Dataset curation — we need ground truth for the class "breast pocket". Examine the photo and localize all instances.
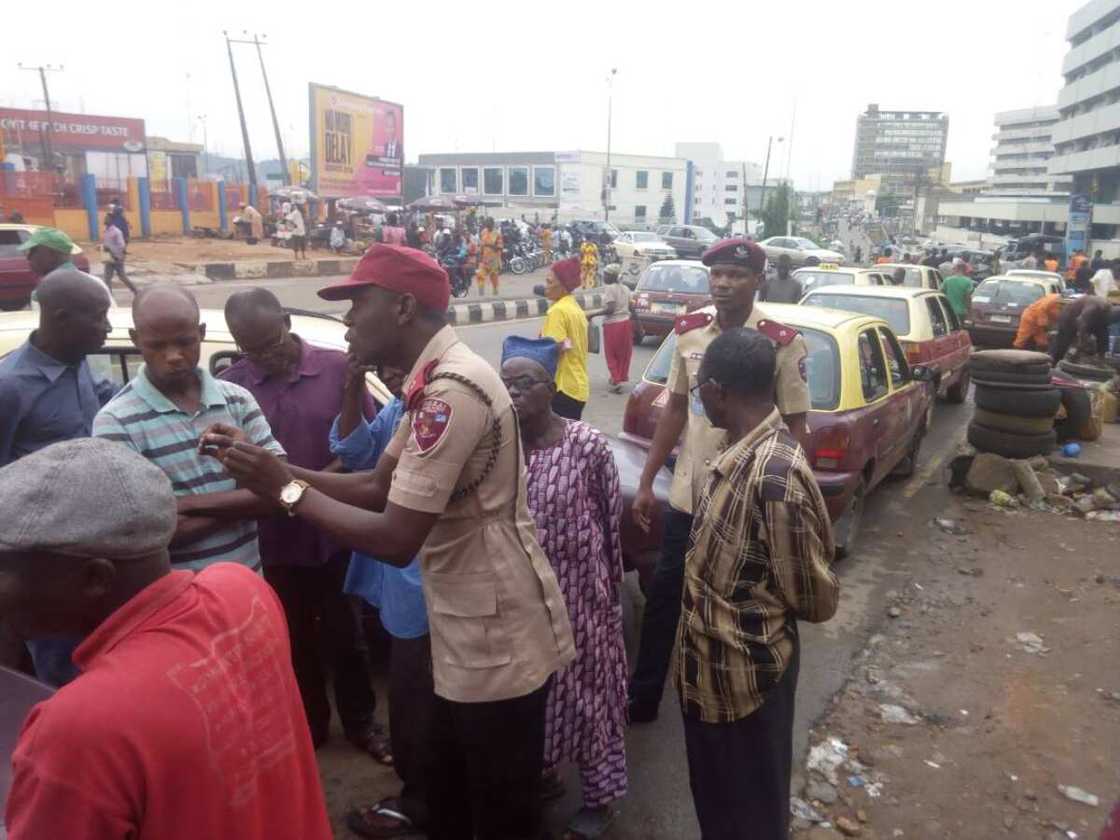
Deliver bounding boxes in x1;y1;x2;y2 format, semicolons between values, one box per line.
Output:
427;572;512;669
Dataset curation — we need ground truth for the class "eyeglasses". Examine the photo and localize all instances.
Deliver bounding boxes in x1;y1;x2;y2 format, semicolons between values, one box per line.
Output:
690;378;720;397
236;328;287;358
501;375;549;392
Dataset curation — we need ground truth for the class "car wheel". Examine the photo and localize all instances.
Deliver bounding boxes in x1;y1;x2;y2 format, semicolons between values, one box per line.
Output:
834;477;865;559
0;298;29;312
967;422;1056;458
892;424;924;479
974;385;1060;417
970;349;1052;376
1057;359;1114;381
944;367;970;404
969;367;1053;387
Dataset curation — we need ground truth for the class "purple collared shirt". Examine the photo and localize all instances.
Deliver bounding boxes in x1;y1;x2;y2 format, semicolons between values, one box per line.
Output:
221;335;375;566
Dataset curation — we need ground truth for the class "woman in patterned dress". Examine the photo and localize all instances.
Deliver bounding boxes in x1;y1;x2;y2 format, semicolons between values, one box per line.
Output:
500;336;628;840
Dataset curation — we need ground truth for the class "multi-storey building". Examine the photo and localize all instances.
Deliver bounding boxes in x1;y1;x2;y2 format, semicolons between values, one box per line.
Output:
990;106;1071;194
674;142;765;226
850;104;949;188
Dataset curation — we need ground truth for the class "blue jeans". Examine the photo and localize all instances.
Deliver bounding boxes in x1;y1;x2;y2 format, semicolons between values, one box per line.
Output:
26;638;80;687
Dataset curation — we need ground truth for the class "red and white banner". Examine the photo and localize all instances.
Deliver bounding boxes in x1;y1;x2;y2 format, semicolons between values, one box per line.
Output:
0;108;146;153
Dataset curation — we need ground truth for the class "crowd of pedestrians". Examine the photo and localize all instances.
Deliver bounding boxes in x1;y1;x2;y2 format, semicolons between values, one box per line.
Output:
0;233;839;840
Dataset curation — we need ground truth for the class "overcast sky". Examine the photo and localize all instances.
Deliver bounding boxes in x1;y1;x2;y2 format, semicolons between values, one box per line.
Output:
6;0;1079;189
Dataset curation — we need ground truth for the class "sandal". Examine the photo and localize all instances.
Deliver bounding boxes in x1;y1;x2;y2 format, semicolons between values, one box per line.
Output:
345;798;418;838
563;806;616;839
346;723;394;766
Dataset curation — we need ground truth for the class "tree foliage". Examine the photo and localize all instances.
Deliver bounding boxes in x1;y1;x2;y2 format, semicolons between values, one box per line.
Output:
761;183;794;239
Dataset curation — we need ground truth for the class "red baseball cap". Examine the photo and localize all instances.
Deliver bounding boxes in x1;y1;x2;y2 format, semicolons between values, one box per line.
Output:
318;244;451;310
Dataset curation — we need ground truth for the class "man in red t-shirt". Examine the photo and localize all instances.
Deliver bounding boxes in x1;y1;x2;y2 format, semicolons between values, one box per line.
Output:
0;438;332;840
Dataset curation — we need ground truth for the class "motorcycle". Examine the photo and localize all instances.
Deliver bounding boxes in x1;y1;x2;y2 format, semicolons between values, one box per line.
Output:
440;255;473;298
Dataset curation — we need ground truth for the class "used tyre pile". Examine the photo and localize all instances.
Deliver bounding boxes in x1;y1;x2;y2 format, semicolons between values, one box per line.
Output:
968;350;1058;458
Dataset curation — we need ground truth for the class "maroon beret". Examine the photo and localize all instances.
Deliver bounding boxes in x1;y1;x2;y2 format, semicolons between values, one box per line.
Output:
701;237;766;273
551;256;582;292
319;244;450;310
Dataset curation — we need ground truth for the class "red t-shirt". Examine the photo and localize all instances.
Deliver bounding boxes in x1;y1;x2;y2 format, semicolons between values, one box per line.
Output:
5;565;332;840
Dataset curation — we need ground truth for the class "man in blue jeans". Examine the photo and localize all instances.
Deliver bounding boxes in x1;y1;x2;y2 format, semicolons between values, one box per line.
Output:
0;266;114;685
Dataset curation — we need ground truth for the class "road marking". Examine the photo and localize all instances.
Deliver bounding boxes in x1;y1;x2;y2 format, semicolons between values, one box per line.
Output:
903;424;968;498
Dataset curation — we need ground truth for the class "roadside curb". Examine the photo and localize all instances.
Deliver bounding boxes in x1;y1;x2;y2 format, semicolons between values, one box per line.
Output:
189;257;359;281
447;291;604;325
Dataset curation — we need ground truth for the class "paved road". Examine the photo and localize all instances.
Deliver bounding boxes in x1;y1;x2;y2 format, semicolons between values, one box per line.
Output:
306;310;974;838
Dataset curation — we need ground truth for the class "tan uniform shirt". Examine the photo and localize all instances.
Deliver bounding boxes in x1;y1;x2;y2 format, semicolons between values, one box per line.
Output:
386;326;575;703
666;304;811;514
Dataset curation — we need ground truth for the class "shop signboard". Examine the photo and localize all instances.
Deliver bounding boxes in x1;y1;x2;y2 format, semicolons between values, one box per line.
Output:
309;84;403;199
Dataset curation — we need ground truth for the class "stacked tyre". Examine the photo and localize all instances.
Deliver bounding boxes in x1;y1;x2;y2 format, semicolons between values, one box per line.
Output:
969;350;1059;458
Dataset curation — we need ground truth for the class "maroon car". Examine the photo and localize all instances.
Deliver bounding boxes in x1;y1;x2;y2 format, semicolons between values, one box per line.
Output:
629;260;710;344
0;224;92;311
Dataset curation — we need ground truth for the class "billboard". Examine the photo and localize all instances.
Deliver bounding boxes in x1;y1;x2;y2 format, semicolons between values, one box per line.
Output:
309;84;402;199
0;108;145;153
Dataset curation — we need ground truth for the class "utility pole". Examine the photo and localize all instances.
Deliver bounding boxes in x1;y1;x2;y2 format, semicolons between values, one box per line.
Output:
18;63;63;171
237;33;289;186
742;161;749;234
223;32;258;199
604;68;617;222
197;115;209;179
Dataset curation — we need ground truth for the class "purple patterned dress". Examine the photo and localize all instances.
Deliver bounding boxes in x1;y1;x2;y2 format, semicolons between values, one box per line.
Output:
526;420;628;807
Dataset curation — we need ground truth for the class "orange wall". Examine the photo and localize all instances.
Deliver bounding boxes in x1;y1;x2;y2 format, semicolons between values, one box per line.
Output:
150;210;182;236
53;209;90;241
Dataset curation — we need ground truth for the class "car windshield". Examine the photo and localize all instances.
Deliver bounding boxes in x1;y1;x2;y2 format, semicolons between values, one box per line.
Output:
644;327;839;411
638;264;709;293
803;293;912;337
974;279;1044;306
794;238;820;249
896;267;923;287
797;271;856;293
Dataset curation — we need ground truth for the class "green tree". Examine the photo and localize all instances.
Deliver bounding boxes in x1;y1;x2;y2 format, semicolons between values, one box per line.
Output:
761;183;794;239
659;193;676;224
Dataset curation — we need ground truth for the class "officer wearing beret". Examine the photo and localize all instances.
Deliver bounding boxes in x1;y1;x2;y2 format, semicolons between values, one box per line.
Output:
629;236;811;723
201;244;575;840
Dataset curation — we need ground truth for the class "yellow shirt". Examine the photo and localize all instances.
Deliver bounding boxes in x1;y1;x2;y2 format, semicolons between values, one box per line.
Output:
541;294;590;402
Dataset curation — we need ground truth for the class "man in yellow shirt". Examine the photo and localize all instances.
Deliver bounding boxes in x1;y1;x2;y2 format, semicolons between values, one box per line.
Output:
541;257;589;419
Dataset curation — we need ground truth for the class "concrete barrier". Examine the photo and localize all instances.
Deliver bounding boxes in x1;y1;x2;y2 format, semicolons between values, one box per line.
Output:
233;262;268;279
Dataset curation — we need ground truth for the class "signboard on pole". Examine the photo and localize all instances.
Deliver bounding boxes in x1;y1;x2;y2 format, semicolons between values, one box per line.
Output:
0;108;145;153
1067;193;1092;258
309;84;403;199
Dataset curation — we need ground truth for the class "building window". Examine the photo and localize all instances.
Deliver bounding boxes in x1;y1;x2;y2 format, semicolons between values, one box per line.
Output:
462;167;480;193
533;166;555;196
636;170;649;190
662;172;673;189
725;185;738;191
508;166;529;196
635;205;647;219
439;168;457;194
725;198;737;205
483;167;504;195
726;170;737;178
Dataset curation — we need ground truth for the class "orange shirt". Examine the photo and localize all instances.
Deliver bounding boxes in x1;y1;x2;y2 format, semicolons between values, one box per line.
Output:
1013;294;1063;349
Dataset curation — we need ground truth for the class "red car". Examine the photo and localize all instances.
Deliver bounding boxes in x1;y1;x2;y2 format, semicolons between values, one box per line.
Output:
0;224;93;310
629;260;710;344
621;303;935;556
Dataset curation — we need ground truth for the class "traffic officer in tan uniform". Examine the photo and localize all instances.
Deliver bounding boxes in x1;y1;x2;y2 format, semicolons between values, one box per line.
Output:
629;236;811;723
201;243;575;840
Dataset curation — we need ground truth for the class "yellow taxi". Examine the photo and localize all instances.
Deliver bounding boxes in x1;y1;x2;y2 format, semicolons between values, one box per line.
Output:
0;307;394;405
622;302;935;556
793;263;897;295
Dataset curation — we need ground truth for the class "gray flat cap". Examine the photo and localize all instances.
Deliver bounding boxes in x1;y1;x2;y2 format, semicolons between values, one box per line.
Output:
0;438;177;559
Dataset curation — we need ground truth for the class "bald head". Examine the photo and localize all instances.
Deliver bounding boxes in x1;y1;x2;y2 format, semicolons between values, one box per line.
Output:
129;286;205;393
33;269;113;362
225;287;284;327
132;285;200;329
37;268;112;314
224;288;300;377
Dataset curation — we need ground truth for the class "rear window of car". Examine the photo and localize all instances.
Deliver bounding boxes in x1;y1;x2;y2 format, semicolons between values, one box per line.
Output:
797;271;856;293
637;264;709;294
643;327;839;411
802;293;912;337
896;267;924;287
972;279;1044;307
0;230;24;257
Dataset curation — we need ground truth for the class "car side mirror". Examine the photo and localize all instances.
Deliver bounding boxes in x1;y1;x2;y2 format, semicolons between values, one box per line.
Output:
910;364;935;382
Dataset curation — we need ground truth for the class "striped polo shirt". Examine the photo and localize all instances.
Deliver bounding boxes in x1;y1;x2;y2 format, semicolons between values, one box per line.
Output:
93;365;285;571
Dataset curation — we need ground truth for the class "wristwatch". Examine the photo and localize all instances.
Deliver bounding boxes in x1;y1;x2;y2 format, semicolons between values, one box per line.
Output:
278;480;311;517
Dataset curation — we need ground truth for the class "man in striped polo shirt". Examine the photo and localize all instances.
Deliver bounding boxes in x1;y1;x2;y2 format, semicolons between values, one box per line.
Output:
93;287;285;570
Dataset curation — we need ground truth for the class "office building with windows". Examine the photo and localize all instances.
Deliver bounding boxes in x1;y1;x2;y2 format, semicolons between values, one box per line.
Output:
850;104;949;187
674;142;765;226
415;150;688;226
990;106;1070;194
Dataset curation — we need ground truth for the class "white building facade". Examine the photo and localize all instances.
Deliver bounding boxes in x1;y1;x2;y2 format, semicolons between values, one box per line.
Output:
991;106;1071;194
675;142;764;226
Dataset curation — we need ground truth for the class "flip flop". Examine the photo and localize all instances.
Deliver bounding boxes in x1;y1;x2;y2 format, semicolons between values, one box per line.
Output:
345;798;418;839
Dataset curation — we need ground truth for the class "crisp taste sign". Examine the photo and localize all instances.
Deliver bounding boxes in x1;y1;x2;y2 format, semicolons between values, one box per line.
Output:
0;108;146;152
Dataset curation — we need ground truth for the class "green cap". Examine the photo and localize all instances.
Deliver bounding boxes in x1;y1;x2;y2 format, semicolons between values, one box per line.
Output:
18;227;79;255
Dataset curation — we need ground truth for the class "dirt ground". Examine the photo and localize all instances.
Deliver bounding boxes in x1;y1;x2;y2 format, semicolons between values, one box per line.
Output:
71;236;306;277
794;498;1120;840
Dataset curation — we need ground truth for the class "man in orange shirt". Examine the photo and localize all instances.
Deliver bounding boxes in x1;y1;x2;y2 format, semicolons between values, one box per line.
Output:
1013;293;1063;352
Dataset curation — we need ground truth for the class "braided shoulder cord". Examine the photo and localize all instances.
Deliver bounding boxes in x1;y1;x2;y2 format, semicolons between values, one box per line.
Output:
427;371;503;502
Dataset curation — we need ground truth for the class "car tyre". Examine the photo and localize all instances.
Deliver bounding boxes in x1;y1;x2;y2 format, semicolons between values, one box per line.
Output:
834;477;866;560
969;349;1052;375
1057;359;1114;382
1055;387;1093;442
969;367;1054;386
632;320;645;345
972;408;1056;435
967;422;1056;458
974;384;1060;417
944;367;970;404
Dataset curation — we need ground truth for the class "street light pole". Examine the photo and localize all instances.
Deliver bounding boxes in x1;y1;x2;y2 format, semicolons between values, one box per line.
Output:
604;68;617;222
223;31;258;200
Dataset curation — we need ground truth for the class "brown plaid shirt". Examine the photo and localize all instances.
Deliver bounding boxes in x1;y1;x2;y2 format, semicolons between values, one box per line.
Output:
676;409;839;723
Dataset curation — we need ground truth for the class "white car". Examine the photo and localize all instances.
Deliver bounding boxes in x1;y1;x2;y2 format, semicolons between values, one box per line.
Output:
613;231;677;276
1005;269;1064;284
760;236;845;267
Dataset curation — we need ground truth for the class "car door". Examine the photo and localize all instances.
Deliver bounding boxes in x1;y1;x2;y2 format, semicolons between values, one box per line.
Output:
922;294;953;381
933;294;969;379
879;326;926;440
0;228;36;306
855;328;901;485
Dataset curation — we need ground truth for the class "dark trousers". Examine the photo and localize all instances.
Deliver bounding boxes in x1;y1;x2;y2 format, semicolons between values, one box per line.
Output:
389;633;435;828
629;508;693;710
1050;319;1110;363
551;390;585;420
682;638;801;840
103;258;137;294
424;679;550;840
263;553;375;744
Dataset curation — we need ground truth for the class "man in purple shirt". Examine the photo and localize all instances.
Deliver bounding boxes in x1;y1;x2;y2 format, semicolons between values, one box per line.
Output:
212;288;390;762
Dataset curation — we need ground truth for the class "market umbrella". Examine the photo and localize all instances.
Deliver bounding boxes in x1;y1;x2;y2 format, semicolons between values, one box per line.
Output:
407;195;457;212
452;194;484;208
272;186;319;202
338;196;388;213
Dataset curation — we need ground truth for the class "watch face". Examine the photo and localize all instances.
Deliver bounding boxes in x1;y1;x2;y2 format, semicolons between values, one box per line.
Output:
280;483;302;505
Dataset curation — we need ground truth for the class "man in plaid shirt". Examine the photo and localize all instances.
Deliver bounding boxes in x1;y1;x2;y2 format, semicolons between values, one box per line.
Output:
677;327;839;840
